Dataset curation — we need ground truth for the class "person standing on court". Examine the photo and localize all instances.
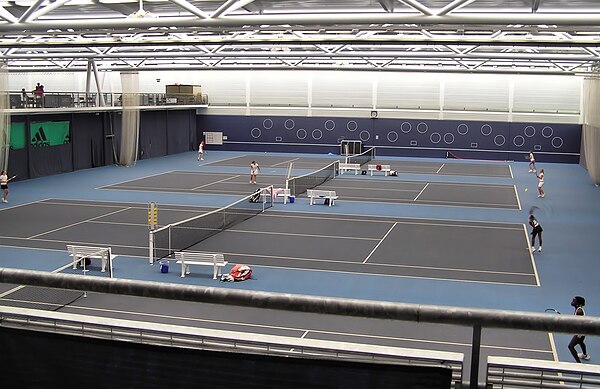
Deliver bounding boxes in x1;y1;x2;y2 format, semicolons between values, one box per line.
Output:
197;140;205;161
250;161;260;184
536;168;545;198
528;150;537;173
528;214;543;253
0;170;16;203
568;296;590;362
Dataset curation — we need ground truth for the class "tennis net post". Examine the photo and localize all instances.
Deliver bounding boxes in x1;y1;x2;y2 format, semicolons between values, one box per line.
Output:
149;186;274;262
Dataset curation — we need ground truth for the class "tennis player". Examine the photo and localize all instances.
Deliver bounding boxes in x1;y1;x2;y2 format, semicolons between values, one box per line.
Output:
0;170;16;203
528;151;537;173
568;296;590;362
528;214;543;253
536;168;545;198
250;161;260;184
197;140;205;161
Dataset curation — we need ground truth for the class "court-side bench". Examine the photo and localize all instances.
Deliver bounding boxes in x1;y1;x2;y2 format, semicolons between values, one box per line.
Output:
339;163;361;175
175;251;228;279
67;244;116;272
306;189;338;206
368;164;391;176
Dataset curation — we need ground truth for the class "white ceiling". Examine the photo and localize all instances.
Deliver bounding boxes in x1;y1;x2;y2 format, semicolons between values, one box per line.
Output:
1;0;600;74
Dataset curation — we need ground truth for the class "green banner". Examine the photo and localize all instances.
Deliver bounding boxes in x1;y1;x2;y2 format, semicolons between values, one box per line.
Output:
30;121;71;147
10;122;26;150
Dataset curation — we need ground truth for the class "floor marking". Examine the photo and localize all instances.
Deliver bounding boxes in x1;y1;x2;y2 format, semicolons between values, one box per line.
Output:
27;207;133;240
413;183;429;201
0;262;75;299
97;170;178;189
508;164;514;179
271;157;301;167
524;224;541;286
56;305;551;355
192;175;242;190
436;163;445;173
363;222;397;264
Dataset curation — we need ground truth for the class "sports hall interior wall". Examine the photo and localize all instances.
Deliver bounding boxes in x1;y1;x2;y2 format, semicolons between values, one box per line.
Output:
7;109;197;181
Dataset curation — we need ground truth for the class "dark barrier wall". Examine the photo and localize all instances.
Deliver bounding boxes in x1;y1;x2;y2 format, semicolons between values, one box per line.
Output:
198;115;581;163
1;327;452;389
7;109;197;181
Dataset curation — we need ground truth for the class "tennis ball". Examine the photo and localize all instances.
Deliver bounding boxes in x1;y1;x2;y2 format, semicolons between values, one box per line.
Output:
524;188;528;192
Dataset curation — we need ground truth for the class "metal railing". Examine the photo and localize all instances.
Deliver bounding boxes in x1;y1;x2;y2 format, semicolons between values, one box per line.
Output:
1;268;600;388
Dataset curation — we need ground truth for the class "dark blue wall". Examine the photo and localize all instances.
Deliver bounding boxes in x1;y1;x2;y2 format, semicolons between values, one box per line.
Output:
198;115;581;163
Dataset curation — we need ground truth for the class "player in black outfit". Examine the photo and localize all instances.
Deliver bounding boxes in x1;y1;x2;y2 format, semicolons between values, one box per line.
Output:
528;214;543;253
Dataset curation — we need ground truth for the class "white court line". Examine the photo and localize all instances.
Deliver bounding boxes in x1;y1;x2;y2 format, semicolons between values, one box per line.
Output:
436;163;445;173
192;174;242;190
0;237;148;251
524;224;541;286
271;157;301;167
514;184;523;210
62;305;550;355
224;229;379;241
259;212;524;231
363;222;397;264
0;262;75;299
40;199;214;213
509;164;514;179
0;198;50;212
548;333;559;362
413;183;429;201
27;207;133;239
96;170;178;189
220;251;535;277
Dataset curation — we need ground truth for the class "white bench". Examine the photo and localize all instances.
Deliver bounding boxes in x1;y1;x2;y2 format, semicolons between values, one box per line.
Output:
306;189;338;206
339;162;361;175
368;164;391;176
175;251;228;279
267;187;291;204
67;244;116;272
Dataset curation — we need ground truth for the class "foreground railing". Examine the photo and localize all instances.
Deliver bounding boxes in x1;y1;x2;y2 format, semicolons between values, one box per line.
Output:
1;268;599;388
0;305;464;386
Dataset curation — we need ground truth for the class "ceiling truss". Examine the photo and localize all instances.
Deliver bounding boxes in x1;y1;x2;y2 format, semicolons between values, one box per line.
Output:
0;0;598;74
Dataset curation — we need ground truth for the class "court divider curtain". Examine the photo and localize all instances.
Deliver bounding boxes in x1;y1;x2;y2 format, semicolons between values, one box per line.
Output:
581;74;600;186
119;71;140;166
0;62;10;173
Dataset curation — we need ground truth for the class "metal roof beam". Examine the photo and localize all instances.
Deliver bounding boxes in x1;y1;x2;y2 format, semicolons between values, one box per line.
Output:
397;0;433;16
25;0;72;23
4;13;600;32
0;6;18;23
436;0;478;16
168;0;209;19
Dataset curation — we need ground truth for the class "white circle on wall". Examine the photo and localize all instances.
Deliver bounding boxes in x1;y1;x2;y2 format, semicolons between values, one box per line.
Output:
312;129;323;140
481;124;493;136
296;129;307;140
457;124;469;135
401;122;412;133
430;132;441;144
524;126;535;137
263;118;273;129
387;131;399;143
324;120;335;131
417;122;428;134
347;121;358;132
541;126;553;138
494;134;506;146
552;136;564;149
284;119;295;130
359;130;370;141
444;133;455;144
251;128;261;138
513;135;525;147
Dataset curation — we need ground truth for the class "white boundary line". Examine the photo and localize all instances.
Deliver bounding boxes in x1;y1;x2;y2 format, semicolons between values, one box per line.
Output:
524;223;541;286
413;183;429;201
363;222;397;264
192;174;242;190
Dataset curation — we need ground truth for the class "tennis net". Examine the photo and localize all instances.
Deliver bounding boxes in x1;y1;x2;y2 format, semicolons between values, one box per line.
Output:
346;146;376;166
150;186;273;261
286;161;338;197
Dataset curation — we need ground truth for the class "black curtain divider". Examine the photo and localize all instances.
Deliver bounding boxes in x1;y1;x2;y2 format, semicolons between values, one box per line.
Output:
139;110;167;160
29;143;73;178
167;110;195;154
72;113;105;170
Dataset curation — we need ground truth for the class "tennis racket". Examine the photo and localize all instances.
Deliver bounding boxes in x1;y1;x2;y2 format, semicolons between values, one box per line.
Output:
545;308;561;315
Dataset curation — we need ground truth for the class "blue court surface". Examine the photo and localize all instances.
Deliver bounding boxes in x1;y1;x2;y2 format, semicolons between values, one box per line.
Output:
1;150;599;374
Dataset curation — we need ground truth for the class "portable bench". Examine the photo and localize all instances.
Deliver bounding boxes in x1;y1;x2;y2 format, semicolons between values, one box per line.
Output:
67;244;116;273
338;163;361;175
306;189;338;206
175;251;228;279
367;164;391;176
